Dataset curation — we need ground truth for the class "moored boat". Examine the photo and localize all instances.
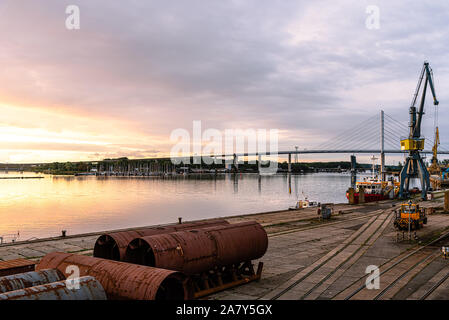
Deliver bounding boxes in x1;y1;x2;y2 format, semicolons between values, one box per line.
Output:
289;198;319;210
346;156;399;204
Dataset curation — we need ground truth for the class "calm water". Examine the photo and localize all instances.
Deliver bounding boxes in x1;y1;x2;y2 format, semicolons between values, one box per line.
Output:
0;172;357;240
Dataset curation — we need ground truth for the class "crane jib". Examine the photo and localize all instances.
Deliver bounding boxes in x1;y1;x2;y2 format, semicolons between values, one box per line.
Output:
398;61;439;200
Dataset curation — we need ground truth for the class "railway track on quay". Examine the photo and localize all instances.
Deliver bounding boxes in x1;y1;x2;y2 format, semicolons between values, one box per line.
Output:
261;207;395;300
334;230;449;300
267;204;395;238
418;268;449;300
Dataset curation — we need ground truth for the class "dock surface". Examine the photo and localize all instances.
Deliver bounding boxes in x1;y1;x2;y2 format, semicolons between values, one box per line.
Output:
2;199;448;300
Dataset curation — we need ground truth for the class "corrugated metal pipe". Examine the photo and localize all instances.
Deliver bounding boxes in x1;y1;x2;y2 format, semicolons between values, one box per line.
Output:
124;221;268;275
0;276;106;300
37;252;193;300
94;219;229;261
0;269;65;293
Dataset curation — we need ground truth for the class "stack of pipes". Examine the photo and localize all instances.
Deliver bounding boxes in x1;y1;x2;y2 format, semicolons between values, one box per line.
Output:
0;269;106;300
1;219;268;300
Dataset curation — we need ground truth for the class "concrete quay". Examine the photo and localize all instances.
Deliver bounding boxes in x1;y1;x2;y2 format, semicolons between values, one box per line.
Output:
1;199;448;300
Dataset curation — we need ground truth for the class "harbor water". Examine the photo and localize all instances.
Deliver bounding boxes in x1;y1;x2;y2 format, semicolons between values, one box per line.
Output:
0;172;362;240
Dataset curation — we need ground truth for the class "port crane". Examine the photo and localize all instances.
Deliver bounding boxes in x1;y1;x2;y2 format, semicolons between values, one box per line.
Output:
428;126;441;176
399;62;439;199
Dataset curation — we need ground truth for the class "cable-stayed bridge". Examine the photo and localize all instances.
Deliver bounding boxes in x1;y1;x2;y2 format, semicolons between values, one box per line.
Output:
207;110;448;175
212;110;448;158
4;110;449;174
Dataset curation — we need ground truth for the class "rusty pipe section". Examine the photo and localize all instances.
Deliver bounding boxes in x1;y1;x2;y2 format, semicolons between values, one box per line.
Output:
37;252;193;300
94;219;229;261
0;276;106;300
0;269;65;293
125;221;268;275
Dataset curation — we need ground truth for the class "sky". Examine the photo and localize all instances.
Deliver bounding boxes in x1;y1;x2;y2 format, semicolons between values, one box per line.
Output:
0;0;448;164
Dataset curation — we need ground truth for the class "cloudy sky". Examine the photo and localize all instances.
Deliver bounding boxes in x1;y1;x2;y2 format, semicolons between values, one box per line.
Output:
0;0;448;164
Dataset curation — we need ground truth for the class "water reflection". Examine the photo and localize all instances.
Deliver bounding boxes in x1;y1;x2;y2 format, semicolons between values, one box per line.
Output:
0;172;354;240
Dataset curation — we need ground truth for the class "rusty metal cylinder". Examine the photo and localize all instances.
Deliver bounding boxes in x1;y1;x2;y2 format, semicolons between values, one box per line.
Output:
125;221;268;275
94;219;229;261
37;252;193;300
0;269;65;293
0;276;106;300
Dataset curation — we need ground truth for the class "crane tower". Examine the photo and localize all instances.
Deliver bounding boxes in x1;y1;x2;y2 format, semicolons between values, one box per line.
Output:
399;62;439;199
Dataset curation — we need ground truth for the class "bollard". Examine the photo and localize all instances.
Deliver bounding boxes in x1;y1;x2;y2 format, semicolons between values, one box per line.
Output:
445;191;449;213
359;187;365;204
347;188;355;204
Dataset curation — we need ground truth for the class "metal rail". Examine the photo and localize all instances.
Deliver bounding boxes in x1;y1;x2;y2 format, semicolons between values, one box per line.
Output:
268;206;393;238
344;230;449;300
264;209;388;300
419;271;449;300
372;251;439;300
299;211;394;300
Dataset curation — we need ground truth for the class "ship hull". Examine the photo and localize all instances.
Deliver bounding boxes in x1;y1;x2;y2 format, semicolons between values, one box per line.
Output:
346;193;389;204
